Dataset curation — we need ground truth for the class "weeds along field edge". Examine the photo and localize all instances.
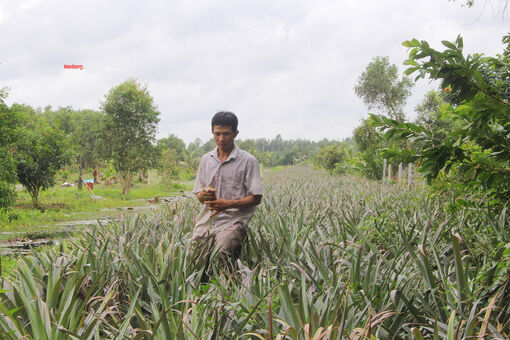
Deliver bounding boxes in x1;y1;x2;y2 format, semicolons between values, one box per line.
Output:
0;166;508;339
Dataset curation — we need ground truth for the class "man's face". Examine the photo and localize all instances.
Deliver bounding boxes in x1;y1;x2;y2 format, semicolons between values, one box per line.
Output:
212;125;238;151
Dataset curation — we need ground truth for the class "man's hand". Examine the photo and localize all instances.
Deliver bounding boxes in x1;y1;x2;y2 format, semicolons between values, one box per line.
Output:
205;198;237;217
197;186;216;203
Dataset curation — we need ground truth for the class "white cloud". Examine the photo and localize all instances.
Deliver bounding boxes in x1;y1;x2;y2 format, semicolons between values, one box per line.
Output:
0;5;10;24
19;0;42;11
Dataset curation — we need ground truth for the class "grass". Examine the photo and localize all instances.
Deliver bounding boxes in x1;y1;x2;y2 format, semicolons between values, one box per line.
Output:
0;165;508;339
0;179;193;235
0;256;17;277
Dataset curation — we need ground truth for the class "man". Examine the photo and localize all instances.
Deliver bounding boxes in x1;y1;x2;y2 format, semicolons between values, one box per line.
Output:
192;111;263;268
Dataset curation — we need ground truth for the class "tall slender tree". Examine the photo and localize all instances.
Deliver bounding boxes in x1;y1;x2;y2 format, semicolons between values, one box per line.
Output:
354;56;414;121
98;79;160;194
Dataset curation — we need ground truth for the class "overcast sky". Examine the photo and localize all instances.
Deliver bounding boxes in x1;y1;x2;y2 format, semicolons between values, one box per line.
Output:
0;0;507;144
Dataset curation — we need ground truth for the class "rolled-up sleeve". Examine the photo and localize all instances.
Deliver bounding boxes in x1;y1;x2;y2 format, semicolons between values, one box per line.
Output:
244;158;264;197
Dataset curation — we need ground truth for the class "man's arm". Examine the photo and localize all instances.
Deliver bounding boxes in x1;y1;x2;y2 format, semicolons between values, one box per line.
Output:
205;194;261;212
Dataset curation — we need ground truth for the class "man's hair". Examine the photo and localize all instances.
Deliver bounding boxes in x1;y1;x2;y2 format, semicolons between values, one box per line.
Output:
211;111;238;132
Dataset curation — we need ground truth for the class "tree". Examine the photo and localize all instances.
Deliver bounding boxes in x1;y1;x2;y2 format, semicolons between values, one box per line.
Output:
98;79;160;194
352;119;385;179
354;56;414;121
70;109;104;188
353;118;381;153
182;148;200;173
47;108;103;170
414;90;456;140
279;145;300;165
314;144;348;173
372;34;510;201
15;119;73;208
158;148;180;187
43;107;104;189
0;88;24;211
157;134;186;161
187;138;202;154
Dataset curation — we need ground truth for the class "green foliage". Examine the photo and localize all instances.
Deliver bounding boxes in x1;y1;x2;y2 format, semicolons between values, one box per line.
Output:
181;147;200;173
0;88;23;211
353;118;381;153
352;119;386;180
45;107;104;171
356;150;384;180
237;137;342;167
372;34;510;201
98;79;160;194
354;56;414;121
352;57;415;180
14;118;73;208
414;90;457;141
186;135;341;168
157;148;180;187
157;133;186;161
17;106;104;175
69;109;103;169
313;144;349;174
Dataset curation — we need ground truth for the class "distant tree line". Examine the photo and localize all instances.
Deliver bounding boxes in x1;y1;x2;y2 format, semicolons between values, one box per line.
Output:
178;135;346;168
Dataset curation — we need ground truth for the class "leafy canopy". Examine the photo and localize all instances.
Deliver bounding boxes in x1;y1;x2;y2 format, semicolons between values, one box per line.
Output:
354;56;414;121
43;107;104;170
15;118;73;208
371;34;510;200
99;79;160;194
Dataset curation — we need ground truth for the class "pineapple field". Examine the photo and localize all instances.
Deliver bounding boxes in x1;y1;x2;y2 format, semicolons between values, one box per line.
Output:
0;166;508;339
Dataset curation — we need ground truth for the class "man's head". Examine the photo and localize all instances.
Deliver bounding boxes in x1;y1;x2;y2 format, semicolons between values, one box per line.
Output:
211;111;239;152
211;111;238;133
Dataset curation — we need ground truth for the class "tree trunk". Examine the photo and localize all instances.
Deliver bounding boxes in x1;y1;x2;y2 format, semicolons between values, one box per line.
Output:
31;188;39;209
78;166;83;190
121;173;133;195
93;166;99;184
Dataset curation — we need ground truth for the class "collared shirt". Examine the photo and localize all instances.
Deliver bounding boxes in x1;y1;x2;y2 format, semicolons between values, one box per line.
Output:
192;144;264;239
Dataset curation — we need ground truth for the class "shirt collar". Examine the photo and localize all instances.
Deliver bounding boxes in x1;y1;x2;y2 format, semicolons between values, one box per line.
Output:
211;144;239;162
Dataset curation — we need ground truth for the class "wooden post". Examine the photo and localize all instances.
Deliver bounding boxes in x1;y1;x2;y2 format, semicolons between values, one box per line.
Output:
398;163;403;184
388;164;392;183
383;159;387;183
408;163;413;187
